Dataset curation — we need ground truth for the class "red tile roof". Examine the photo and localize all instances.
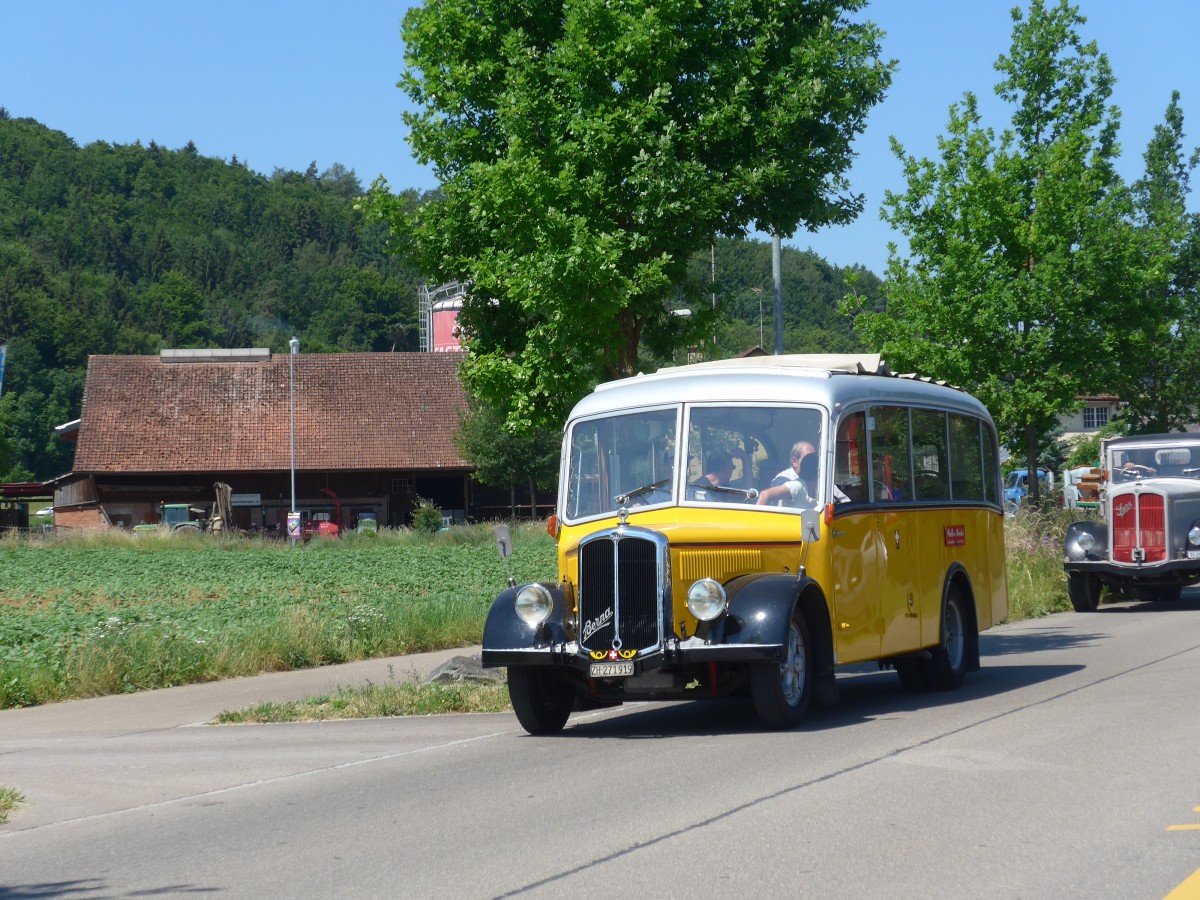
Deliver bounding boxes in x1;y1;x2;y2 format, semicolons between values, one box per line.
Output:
73;353;471;473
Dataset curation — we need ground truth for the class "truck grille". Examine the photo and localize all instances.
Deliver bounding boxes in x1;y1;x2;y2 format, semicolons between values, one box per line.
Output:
1113;492;1167;563
578;530;664;656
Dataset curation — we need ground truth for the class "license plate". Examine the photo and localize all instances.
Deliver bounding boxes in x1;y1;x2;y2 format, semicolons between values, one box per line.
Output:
1188;549;1200;559
589;661;634;678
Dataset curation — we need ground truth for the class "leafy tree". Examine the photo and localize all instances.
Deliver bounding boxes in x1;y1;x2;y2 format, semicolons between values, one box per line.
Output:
1113;92;1200;434
375;0;893;434
850;0;1140;504
454;399;560;516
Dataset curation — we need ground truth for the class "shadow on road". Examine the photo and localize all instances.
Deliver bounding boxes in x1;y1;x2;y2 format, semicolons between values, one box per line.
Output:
557;657;1084;740
981;627;1106;655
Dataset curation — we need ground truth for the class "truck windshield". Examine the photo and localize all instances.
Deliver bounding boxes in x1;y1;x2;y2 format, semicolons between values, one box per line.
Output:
1110;444;1200;480
564;408;679;520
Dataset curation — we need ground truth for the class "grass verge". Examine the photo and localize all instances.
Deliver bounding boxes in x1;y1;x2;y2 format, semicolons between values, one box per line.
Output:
213;679;511;723
0;787;24;824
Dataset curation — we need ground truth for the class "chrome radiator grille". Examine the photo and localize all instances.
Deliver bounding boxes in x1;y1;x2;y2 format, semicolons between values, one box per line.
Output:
578;530;664;656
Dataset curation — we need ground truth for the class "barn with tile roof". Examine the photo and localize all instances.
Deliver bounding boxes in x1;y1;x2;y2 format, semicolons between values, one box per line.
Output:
53;350;542;531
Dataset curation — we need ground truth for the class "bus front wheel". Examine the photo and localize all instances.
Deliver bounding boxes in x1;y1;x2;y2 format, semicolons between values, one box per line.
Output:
751;609;813;729
507;666;573;736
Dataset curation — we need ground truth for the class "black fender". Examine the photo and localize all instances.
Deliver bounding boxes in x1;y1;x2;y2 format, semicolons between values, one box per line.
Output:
1064;520;1109;563
714;573;806;648
713;572;837;703
944;563;981;673
481;583;571;655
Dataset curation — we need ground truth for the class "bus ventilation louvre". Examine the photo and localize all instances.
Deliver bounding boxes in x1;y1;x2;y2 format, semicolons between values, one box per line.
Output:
1112;492;1166;563
579;533;662;657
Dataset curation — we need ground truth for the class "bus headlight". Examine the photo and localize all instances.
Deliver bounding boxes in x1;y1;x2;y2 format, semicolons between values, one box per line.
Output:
687;578;727;621
515;584;554;626
1189;525;1200;547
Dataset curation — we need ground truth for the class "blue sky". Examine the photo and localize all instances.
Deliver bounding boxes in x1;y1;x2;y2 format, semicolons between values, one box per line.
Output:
3;1;1198;276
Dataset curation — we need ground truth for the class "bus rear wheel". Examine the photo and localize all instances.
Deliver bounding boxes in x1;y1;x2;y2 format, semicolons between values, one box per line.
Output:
925;588;969;691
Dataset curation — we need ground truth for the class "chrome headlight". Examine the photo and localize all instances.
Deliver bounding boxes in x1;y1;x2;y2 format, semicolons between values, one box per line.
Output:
687;578;728;621
1189;525;1200;548
515;584;553;626
1077;532;1095;553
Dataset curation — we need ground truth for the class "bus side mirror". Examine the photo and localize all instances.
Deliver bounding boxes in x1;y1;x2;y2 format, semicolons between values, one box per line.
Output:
801;509;821;543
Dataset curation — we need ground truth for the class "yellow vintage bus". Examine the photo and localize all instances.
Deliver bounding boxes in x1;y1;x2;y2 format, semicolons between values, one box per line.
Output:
482;354;1008;734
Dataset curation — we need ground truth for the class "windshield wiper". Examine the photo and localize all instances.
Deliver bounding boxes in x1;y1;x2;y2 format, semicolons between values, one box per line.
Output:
696;484;760;500
615;479;672;505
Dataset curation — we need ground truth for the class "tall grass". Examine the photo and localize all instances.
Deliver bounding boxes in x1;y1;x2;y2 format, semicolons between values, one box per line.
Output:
1003;505;1095;620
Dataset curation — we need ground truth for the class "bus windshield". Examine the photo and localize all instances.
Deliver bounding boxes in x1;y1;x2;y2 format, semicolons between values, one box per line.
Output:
563;404;825;521
564;408;679;520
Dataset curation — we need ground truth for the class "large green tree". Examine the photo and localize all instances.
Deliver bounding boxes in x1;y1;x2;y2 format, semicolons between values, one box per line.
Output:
375;0;892;433
851;0;1142;502
1114;92;1200;434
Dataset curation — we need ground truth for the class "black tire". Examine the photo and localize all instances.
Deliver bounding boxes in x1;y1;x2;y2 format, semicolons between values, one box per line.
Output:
895;659;930;692
507;667;573;735
751;609;813;729
925;587;970;691
1067;573;1102;612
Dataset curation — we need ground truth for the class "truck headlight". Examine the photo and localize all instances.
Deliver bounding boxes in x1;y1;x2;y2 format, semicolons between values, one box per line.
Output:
687;578;727;621
1077;532;1095;552
1189;525;1200;547
515;584;553;626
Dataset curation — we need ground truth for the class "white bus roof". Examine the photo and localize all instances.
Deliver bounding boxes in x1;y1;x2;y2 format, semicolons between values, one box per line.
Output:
571;354;992;423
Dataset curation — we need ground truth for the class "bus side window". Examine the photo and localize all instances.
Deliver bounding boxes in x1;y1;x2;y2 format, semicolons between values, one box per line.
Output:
911;409;950;501
835;411;868;502
871;405;912;502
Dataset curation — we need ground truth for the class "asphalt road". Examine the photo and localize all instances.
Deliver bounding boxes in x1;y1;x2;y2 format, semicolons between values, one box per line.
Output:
3;597;1200;899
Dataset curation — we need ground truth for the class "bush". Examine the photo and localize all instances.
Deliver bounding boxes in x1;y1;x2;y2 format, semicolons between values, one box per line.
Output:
411;496;445;534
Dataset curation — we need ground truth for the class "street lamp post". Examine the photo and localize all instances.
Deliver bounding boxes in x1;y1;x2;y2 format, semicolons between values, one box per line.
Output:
772;233;784;355
288;336;299;540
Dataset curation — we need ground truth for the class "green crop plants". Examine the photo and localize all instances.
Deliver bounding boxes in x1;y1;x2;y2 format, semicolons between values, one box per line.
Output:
0;522;555;708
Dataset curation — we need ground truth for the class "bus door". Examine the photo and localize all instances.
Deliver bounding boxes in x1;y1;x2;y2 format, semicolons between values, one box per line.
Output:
870;406;922;655
829;410;881;663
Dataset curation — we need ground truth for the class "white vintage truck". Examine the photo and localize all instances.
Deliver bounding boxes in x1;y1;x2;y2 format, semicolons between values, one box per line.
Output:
1063;433;1200;610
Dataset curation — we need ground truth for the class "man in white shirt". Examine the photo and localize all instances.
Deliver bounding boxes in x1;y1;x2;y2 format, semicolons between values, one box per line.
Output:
757;440;849;507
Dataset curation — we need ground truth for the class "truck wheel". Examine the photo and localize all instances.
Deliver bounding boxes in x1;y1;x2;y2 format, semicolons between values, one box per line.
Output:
507;666;573;735
1067;573;1102;612
925;587;969;691
751;609;812;729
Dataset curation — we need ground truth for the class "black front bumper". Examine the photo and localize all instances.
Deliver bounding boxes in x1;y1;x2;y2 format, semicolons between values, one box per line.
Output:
1064;555;1200;585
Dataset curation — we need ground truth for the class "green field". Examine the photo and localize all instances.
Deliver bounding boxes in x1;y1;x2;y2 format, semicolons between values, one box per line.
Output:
0;512;1075;710
0;525;556;709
